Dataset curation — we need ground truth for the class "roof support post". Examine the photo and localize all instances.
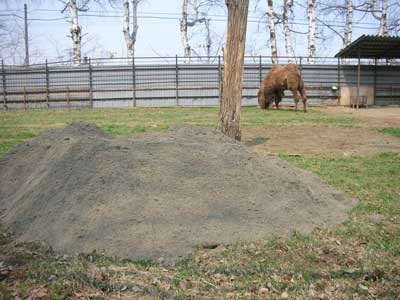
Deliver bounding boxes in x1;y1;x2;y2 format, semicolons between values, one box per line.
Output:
373;58;377;105
357;49;360;110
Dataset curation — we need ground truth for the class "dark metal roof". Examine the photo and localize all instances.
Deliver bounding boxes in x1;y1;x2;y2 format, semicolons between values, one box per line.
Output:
335;35;400;58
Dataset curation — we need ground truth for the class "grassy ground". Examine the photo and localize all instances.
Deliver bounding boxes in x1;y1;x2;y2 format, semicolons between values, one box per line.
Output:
0;107;355;157
1;107;399;300
380;127;400;138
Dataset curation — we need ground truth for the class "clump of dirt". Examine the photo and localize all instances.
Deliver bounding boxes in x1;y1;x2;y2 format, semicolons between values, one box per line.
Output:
0;123;356;262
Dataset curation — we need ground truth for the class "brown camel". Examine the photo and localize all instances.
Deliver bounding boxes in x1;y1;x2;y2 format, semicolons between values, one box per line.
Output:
258;64;307;112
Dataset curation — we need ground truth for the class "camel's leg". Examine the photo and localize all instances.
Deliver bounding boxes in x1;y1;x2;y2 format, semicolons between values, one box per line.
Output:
258;90;266;109
299;83;307;113
291;89;300;112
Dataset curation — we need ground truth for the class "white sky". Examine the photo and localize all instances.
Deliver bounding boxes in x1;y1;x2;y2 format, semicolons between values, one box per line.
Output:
0;0;393;64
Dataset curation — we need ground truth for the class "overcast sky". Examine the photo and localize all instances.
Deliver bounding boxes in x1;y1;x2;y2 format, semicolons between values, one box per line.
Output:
0;0;393;64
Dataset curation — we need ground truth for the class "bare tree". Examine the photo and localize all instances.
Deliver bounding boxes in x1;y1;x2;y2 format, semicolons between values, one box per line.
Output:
307;0;316;64
266;0;278;63
344;0;353;46
370;0;388;35
282;0;295;62
217;0;249;141
0;19;22;64
123;0;139;59
318;0;354;48
180;0;205;63
60;0;91;64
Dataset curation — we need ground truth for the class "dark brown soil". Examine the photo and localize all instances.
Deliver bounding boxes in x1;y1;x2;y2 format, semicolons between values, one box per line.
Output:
0;123;356;262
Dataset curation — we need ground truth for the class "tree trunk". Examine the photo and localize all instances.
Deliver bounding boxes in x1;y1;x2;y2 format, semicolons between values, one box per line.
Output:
370;0;388;36
379;0;388;36
267;0;278;64
344;0;353;47
217;0;249;141
307;0;316;64
69;0;81;65
180;0;191;63
282;0;294;62
123;0;138;60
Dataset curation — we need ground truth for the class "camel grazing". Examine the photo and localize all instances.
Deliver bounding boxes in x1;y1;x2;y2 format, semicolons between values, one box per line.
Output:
258;64;307;112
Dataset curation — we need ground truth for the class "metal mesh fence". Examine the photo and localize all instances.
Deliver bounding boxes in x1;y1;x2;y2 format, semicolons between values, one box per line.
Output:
1;56;399;110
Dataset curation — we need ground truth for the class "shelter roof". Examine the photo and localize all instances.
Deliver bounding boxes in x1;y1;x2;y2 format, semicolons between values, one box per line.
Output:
335;35;400;58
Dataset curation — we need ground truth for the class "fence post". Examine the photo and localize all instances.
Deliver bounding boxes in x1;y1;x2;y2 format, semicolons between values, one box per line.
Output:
259;55;262;83
299;56;303;75
175;55;179;106
45;60;49;108
67;86;71;109
24;86;27;110
132;56;136;107
1;60;7;110
89;58;93;108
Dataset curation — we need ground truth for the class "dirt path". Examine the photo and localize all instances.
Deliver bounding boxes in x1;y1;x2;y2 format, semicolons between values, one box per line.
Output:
316;106;400;128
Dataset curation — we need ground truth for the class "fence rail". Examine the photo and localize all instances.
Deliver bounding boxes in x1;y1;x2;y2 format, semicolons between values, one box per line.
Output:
1;56;400;110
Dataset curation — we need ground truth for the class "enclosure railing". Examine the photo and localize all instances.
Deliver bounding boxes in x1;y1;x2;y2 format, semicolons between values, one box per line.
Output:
1;55;399;110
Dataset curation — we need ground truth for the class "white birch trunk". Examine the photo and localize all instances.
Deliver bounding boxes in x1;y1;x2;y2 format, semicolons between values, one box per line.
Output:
282;0;294;63
180;0;191;63
267;0;278;64
344;0;353;47
123;0;139;60
69;0;81;65
379;0;388;36
307;0;316;64
371;0;388;36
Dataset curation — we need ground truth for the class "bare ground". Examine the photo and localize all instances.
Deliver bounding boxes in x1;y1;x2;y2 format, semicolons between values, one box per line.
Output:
243;107;400;157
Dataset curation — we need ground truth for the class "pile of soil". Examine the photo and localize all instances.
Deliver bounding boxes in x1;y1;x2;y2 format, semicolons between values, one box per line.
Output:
0;123;356;261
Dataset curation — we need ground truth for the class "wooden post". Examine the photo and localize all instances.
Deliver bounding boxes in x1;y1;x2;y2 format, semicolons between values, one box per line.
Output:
357;50;360;110
132;56;136;107
45;60;50;108
259;55;262;83
89;58;93;108
337;57;341;105
1;60;7;110
373;58;377;106
175;55;179;106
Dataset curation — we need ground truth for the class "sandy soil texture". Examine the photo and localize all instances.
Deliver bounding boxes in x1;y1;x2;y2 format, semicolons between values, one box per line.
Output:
0;123;356;262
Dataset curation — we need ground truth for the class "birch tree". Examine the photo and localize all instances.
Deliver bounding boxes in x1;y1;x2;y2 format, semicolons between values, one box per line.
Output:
180;0;204;63
344;0;353;46
319;0;353;48
370;0;388;36
123;0;139;59
282;0;295;62
307;0;316;64
60;0;91;65
217;0;249;141
267;0;278;64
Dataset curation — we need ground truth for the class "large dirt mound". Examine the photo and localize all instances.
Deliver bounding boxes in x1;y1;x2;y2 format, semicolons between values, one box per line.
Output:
0;123;356;261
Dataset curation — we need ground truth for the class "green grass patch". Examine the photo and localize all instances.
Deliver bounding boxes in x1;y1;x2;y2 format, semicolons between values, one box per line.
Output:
380;127;400;137
279;152;400;217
